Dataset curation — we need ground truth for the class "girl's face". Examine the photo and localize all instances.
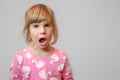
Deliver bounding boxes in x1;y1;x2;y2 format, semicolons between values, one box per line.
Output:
29;20;53;49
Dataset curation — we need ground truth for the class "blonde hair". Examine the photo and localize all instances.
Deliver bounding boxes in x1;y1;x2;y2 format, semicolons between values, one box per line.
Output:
23;4;58;45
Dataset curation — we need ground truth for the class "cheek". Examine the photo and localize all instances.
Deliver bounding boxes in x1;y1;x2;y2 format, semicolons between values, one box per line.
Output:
48;29;53;38
30;31;37;41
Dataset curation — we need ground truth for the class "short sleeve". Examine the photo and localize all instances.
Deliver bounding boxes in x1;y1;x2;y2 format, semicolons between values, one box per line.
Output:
9;54;23;80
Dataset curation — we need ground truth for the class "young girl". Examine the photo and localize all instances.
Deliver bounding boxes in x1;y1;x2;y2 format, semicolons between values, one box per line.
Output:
9;4;73;80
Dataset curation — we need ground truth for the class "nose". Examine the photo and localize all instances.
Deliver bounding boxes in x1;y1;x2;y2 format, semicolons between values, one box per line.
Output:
40;26;45;34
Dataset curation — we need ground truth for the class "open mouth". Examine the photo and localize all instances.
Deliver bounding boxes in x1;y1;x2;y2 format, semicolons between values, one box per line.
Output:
39;38;46;43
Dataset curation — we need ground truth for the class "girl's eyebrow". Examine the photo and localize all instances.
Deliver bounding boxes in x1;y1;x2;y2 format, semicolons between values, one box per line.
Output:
42;20;51;24
31;22;39;25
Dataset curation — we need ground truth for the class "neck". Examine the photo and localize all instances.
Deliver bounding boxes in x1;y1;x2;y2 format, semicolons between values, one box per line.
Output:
28;42;54;57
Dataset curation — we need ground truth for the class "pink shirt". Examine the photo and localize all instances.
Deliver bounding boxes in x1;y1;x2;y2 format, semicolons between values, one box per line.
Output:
10;48;73;80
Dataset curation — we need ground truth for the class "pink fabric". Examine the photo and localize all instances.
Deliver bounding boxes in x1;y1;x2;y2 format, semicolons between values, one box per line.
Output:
10;48;73;80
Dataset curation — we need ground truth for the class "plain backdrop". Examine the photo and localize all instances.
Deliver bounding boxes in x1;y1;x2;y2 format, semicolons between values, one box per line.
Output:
0;0;120;80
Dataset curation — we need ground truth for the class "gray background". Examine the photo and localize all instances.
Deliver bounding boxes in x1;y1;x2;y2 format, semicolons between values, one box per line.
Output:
0;0;120;80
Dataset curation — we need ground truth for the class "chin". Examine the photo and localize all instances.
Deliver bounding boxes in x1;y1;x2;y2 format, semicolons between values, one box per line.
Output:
39;44;49;49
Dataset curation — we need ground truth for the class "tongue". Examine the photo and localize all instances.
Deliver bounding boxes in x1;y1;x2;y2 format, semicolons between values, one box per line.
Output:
39;38;45;43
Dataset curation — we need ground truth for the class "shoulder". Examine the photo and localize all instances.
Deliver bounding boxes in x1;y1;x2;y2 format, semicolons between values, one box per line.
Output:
11;48;28;66
55;48;67;55
54;48;69;60
14;48;27;56
12;48;28;62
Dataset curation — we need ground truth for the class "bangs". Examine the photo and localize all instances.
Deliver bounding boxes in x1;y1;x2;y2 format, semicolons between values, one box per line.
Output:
26;5;52;23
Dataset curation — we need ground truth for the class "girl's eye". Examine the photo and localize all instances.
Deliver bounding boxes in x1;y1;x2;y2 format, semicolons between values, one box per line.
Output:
44;23;50;27
33;24;39;28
